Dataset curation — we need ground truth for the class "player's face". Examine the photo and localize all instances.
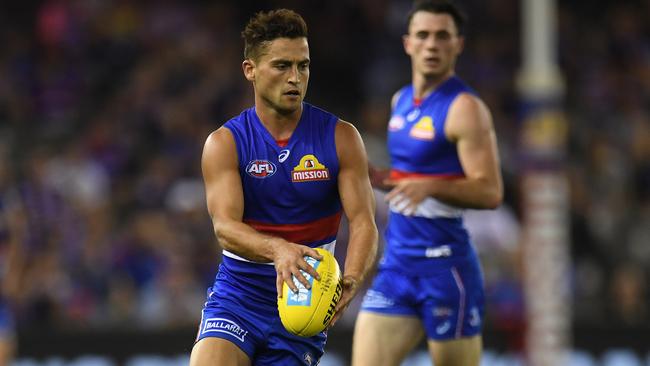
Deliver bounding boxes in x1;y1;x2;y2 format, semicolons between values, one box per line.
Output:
404;11;464;79
245;37;310;115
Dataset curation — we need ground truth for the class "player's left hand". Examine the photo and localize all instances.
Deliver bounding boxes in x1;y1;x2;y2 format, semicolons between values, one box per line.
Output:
273;241;323;298
328;276;359;329
384;178;434;215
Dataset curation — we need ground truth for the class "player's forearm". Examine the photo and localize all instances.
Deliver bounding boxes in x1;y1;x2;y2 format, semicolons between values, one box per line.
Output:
342;218;378;284
213;219;285;263
428;177;502;209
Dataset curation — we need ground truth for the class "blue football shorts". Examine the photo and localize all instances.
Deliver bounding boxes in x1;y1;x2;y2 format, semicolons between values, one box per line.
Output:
196;264;326;366
360;259;485;340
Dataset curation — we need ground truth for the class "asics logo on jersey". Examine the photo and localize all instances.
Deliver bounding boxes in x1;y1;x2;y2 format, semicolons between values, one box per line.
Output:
406;108;420;122
292;154;330;182
278;149;290;163
246;160;276;178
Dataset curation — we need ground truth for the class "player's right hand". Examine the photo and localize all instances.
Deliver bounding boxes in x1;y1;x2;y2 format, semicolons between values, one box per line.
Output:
328;275;358;329
384;177;436;216
272;240;323;298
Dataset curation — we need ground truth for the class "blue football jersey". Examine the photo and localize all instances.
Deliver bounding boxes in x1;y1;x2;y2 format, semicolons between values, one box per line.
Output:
221;102;341;280
196;103;341;365
382;76;478;274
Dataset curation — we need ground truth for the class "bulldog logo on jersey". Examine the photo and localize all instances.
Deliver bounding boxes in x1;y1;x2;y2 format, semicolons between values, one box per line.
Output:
409;116;435;140
292;154;330;182
246;160;276;178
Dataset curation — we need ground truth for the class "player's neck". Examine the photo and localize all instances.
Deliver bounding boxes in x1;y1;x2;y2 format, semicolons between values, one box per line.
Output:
412;70;455;100
255;102;302;141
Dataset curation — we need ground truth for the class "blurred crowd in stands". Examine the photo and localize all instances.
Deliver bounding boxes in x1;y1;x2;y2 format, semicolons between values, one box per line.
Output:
0;0;648;342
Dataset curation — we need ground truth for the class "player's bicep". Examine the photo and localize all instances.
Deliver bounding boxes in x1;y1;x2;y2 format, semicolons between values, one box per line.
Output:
447;94;501;184
335;121;376;221
201;128;244;224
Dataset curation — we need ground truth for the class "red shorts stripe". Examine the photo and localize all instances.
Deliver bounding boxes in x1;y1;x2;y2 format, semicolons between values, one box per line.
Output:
390;169;464;180
244;211;342;244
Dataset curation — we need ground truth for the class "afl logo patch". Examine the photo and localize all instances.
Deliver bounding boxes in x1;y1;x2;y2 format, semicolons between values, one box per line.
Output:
246;160;276;178
388;115;405;131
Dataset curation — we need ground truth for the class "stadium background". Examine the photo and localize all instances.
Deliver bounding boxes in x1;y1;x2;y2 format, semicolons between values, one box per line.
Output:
0;0;648;365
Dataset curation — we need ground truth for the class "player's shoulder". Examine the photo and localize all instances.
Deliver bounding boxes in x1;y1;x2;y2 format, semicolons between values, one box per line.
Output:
335;119;367;162
206;125;234;144
335;119;361;139
391;85;412;109
447;75;484;106
207;107;256;144
452;92;486;112
203;126;235;157
202;125;239;170
204;109;250;155
447;91;493;137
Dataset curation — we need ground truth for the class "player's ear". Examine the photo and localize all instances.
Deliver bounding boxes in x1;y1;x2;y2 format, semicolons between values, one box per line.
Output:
402;34;411;55
243;59;255;81
456;35;465;55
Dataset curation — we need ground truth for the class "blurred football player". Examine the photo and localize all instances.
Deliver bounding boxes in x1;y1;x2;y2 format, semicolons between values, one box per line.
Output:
353;1;503;365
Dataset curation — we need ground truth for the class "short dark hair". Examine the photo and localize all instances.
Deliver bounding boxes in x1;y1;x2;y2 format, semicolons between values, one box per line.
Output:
407;0;467;36
241;9;308;60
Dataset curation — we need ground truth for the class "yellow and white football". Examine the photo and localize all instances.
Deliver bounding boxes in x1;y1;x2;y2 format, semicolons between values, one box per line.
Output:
278;248;342;337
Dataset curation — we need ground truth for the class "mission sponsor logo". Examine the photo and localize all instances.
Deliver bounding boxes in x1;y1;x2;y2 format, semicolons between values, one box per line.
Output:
246;160;276;178
291;154;330;182
409;116;435;140
202;318;249;342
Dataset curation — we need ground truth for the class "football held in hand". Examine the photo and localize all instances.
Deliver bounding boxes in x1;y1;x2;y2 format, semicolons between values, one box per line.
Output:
278;248;342;337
